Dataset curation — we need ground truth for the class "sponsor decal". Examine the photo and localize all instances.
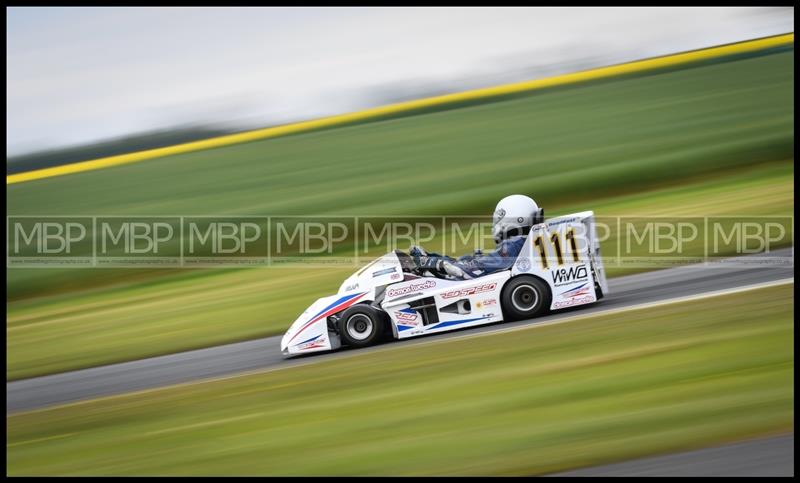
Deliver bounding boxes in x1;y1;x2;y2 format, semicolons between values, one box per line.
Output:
441;282;497;299
372;267;397;278
293;334;326;350
547;217;577;226
559;283;591;299
390;273;402;280
345;283;359;291
553;296;594;309
386;279;436;298
476;298;498;309
551;265;588;286
515;257;531;271
394;308;420;324
553;283;594;308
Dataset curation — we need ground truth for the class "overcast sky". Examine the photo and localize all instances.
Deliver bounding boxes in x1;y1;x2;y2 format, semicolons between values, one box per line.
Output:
6;7;793;155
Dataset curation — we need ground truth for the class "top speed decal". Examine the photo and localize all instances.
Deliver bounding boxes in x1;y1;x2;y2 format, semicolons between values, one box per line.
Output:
441;283;496;299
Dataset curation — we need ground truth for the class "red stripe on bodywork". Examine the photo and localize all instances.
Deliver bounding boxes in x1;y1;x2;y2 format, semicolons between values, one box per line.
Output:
288;292;366;343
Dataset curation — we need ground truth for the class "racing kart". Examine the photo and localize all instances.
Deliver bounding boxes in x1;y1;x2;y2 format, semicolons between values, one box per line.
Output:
281;211;608;355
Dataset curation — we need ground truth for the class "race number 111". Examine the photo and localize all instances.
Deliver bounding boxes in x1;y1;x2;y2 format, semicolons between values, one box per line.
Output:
533;229;580;269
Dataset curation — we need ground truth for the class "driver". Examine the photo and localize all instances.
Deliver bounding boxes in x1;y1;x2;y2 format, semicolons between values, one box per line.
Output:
410;194;544;280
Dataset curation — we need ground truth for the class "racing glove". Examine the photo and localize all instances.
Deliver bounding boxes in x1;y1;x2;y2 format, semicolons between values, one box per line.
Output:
442;260;469;279
409;245;429;266
417;255;442;272
419;256;470;279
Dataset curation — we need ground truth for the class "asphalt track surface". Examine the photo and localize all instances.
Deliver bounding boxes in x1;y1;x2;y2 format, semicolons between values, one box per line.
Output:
553;433;794;476
7;248;794;414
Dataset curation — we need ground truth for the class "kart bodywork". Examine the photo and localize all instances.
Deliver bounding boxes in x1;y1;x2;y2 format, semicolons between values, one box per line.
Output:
281;211;608;355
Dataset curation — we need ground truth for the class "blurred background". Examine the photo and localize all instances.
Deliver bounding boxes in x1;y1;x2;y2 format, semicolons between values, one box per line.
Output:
6;7;794;166
6;6;794;476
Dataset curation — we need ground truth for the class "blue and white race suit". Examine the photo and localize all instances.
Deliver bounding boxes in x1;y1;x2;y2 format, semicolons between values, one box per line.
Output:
412;235;526;280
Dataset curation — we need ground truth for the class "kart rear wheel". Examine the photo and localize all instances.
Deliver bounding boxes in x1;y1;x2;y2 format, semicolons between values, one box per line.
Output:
338;305;387;348
501;276;551;321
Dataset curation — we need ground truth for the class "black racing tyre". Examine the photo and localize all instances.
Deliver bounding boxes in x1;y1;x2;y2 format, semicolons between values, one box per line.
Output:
338;305;387;348
594;284;604;300
500;276;551;321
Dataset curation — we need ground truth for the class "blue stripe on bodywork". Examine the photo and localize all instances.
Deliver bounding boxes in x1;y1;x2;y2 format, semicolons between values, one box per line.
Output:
561;283;587;295
294;334;323;346
428;316;489;330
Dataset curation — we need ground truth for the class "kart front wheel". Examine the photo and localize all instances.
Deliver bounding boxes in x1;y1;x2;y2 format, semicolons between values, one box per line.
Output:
501;276;551;321
338;305;387;348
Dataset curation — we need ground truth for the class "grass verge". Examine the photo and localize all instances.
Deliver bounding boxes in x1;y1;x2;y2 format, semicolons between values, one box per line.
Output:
7;283;794;475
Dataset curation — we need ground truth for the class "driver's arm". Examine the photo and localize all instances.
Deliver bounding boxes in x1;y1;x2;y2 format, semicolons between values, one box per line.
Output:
463;236;526;274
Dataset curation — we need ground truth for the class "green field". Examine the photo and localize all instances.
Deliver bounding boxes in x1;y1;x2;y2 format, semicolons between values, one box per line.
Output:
7;284;794;476
6;48;795;380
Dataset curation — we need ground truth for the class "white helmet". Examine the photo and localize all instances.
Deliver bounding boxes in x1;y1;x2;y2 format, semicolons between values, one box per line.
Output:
492;194;544;242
